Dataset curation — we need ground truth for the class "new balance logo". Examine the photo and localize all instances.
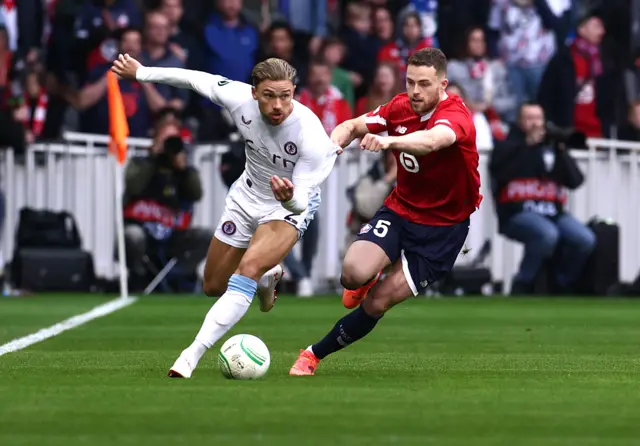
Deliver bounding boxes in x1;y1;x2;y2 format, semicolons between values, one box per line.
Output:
395;125;407;134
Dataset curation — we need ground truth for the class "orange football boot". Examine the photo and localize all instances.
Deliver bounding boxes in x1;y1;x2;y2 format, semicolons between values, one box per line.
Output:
289;349;321;376
342;272;381;309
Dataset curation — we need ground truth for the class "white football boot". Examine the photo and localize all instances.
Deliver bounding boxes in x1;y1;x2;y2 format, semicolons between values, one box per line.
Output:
257;264;284;312
168;355;195;378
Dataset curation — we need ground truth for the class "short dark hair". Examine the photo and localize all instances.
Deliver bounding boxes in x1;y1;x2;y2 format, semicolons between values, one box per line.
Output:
407;48;448;76
308;57;331;71
268;21;293;39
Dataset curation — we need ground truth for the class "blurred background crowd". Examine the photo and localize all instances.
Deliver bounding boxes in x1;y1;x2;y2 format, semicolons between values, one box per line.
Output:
1;0;639;297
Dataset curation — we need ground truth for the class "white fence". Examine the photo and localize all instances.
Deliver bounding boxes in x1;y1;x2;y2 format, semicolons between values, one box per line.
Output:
1;133;639;292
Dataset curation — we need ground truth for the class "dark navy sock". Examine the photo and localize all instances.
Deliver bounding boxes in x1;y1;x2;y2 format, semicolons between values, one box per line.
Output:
311;306;382;359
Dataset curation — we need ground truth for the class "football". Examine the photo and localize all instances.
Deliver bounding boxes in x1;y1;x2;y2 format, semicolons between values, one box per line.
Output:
218;334;271;380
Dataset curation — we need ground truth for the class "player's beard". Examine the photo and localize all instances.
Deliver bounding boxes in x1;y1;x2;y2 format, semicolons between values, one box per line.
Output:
410;96;438;115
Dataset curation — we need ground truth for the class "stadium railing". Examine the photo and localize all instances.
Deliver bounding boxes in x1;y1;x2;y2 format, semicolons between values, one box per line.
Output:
0;133;638;293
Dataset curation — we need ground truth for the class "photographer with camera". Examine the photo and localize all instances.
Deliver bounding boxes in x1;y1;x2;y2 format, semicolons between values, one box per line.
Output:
121;123;212;291
489;102;596;295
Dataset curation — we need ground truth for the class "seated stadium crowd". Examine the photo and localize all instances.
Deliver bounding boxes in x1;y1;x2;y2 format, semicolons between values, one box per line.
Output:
0;0;638;296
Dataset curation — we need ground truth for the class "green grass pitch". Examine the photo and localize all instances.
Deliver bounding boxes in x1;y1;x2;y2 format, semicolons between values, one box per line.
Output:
1;294;639;446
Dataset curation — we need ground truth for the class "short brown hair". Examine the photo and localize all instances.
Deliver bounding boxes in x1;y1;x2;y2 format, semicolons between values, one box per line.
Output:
407;48;448;76
251;58;298;86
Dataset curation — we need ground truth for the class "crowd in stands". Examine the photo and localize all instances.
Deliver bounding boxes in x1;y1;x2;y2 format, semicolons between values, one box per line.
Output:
0;0;637;148
1;0;639;295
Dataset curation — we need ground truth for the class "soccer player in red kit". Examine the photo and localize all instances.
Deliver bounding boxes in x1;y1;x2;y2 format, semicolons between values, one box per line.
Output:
290;48;481;376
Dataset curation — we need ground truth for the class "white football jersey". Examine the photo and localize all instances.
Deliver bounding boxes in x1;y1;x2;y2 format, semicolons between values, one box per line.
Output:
136;67;338;205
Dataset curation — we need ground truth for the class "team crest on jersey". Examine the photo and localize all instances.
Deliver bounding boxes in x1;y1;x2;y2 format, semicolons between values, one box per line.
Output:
284;142;297;155
217;79;231;86
222;221;236;235
359;224;372;235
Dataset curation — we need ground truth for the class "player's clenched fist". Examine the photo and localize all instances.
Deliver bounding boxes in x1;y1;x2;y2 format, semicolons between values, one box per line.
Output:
111;53;143;80
360;134;391;152
270;176;294;202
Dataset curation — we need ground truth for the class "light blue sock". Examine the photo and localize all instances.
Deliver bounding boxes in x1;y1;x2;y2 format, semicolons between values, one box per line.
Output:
191;274;258;358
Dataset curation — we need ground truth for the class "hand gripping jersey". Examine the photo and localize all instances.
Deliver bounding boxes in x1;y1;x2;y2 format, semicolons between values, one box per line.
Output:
364;93;482;226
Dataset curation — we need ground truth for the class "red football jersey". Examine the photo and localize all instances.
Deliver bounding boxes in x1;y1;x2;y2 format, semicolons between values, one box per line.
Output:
364;93;481;226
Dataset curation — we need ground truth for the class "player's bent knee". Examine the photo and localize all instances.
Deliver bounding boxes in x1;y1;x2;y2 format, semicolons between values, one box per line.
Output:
340;267;372;291
362;295;390;317
236;257;268;282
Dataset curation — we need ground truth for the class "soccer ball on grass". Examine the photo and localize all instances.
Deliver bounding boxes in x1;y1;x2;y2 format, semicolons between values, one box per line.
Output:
218;334;270;380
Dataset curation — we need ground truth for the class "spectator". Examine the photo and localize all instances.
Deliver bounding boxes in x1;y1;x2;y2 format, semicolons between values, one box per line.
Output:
203;0;257;85
13;70;48;144
355;62;397;116
538;9;613;138
298;59;352;135
73;0;142;83
399;0;438;47
618;100;640;142
624;49;640;106
319;37;355;109
271;0;327;57
446;82;493;151
122;130;211;292
378;10;433;77
261;21;307;87
140;10;187;111
448;27;494;115
372;7;394;44
488;0;556;110
74;27;153;137
0;0;44;61
198;0;258;140
158;0;193;65
448;26;511;137
153;106;193;144
437;0;491;59
339;1;380;97
489;102;595;295
0;26;13;104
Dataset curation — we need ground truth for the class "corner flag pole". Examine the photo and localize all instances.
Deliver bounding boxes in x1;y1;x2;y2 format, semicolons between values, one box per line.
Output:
107;70;130;300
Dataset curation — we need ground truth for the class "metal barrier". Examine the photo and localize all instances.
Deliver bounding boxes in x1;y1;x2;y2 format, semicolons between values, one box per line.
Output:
1;132;639;292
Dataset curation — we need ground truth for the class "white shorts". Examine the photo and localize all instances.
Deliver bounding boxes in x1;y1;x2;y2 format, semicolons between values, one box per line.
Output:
214;179;321;249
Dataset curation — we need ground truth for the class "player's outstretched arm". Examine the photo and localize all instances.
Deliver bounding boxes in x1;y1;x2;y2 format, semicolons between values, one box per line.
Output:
388;125;457;156
111;53;245;108
330;114;370;149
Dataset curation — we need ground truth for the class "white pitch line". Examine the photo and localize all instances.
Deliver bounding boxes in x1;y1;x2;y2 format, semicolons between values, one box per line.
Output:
0;296;137;357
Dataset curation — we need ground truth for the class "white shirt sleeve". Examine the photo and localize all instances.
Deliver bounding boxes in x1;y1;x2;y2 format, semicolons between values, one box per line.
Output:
135;66;252;111
290;122;339;205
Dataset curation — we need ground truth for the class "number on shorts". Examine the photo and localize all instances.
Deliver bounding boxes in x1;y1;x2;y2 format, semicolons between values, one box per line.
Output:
400;152;420;173
373;219;391;238
284;213;298;225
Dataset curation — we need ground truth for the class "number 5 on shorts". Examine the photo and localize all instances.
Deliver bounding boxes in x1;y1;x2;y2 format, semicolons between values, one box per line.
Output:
373;220;391;238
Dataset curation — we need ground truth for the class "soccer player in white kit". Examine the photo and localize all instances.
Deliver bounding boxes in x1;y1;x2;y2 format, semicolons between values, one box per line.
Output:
111;54;338;378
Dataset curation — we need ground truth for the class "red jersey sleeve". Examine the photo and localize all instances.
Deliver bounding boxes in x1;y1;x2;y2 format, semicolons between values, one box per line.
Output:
363;100;392;134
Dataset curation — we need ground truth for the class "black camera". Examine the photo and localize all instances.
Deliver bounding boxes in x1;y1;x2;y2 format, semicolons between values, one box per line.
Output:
156;136;185;169
545;122;587;149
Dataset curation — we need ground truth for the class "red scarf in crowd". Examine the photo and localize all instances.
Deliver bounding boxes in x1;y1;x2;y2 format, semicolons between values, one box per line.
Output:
298;86;344;135
467;58;488;79
572;37;602;77
23;91;48;137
